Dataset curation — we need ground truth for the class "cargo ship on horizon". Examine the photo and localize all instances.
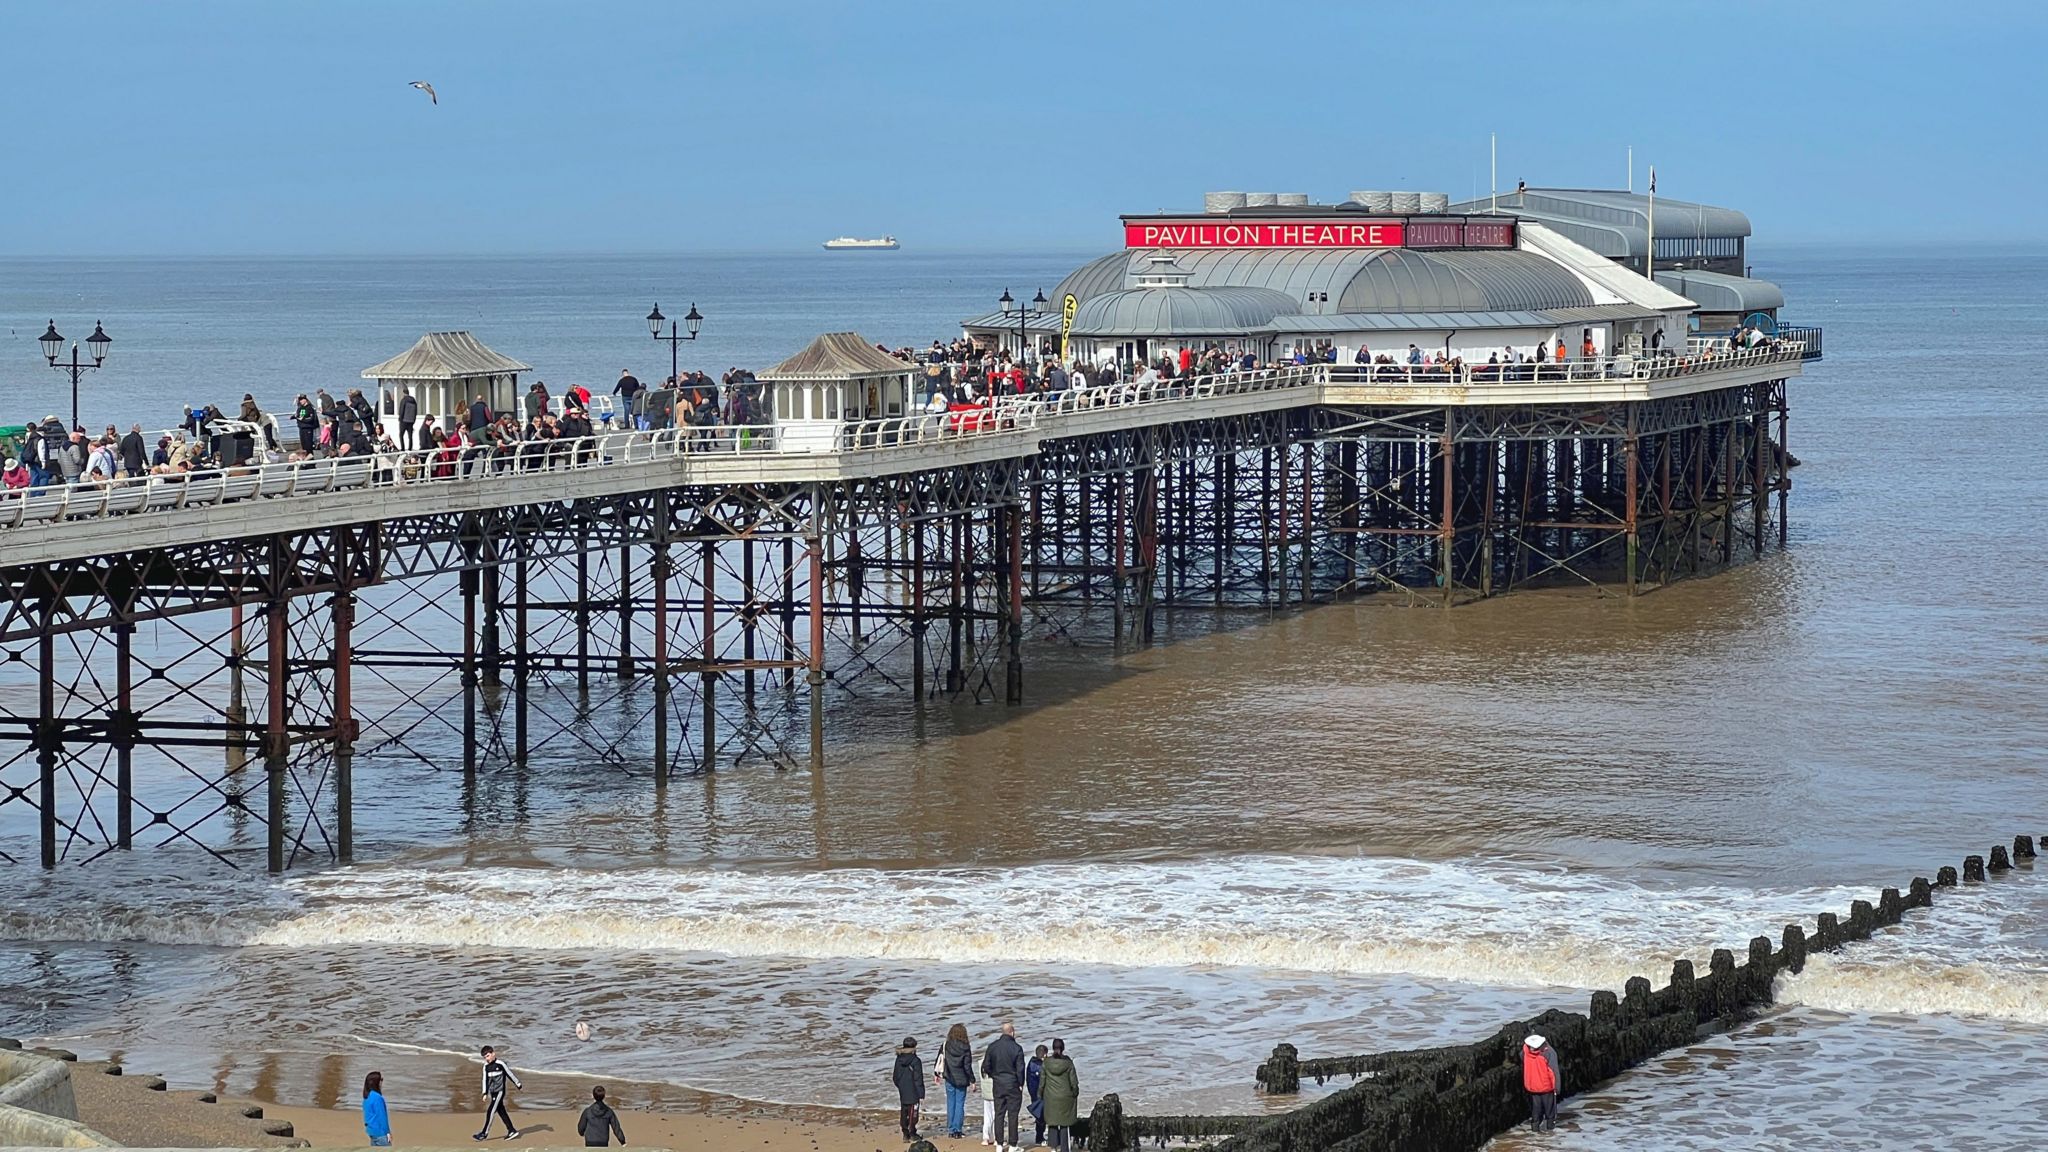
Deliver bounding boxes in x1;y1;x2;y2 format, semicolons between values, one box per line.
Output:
823;235;899;250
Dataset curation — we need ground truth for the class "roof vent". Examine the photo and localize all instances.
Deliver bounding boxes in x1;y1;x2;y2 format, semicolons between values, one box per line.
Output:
1389;191;1422;213
1276;192;1311;206
1244;192;1278;207
1419;192;1450;215
1349;191;1395;212
1134;254;1193;289
1203;191;1247;213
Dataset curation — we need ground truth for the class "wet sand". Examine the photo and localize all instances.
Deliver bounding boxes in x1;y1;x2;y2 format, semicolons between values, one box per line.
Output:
262;1101;895;1152
70;1049;897;1147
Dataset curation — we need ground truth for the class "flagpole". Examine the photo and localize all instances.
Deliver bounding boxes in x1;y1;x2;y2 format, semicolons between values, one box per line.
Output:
1490;133;1497;214
1627;146;1633;193
1646;165;1656;279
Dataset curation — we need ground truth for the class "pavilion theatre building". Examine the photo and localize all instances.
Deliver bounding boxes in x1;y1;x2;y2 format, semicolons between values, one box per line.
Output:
964;187;1807;368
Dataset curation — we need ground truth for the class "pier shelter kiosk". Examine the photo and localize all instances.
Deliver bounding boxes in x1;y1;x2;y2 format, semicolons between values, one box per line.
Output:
362;331;533;437
759;332;912;452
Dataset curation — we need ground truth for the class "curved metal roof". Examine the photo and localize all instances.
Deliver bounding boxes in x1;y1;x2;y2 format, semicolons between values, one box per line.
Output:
1653;270;1784;314
1069;286;1299;337
362;331;532;381
1336;249;1593;313
1448;188;1751;258
1049;252;1133;308
761;332;909;380
1043;246;1592;323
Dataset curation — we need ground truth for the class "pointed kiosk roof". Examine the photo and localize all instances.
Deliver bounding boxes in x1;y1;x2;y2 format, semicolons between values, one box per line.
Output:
361;331;534;382
760;332;909;381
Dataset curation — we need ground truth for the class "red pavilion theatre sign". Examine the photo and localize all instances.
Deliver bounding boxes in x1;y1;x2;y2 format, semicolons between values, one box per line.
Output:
1124;220;1405;248
1122;218;1514;249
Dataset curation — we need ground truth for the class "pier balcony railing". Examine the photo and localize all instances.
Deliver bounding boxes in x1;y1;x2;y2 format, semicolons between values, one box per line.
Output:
0;343;1804;532
1694;325;1823;361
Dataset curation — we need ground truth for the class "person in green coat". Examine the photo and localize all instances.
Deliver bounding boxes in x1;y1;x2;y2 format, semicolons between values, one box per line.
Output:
1039;1038;1080;1152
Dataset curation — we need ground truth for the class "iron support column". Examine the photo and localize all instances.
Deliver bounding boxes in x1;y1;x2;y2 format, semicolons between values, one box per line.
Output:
114;619;135;850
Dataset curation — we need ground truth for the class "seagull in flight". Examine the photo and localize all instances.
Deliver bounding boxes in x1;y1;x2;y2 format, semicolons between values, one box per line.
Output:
409;81;437;105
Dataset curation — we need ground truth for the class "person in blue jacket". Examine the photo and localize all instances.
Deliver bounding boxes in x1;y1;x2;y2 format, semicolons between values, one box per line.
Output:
362;1071;392;1146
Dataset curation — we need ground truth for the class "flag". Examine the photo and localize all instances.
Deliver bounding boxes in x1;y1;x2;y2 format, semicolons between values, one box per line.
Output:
1649;166;1656;194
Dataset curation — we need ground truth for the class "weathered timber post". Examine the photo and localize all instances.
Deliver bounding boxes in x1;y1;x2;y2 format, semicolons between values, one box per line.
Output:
1963;855;1986;882
1255;1044;1300;1095
1085;1093;1126;1152
1780;924;1807;974
1990;845;2012;872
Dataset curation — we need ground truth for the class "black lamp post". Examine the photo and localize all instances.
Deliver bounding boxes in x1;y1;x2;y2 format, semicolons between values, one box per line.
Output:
646;302;704;384
40;319;111;429
999;288;1046;366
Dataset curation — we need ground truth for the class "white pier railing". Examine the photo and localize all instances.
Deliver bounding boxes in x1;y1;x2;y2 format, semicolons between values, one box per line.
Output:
0;344;1803;534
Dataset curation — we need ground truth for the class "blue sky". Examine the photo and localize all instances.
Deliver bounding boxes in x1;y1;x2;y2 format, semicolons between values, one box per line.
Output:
1;0;2036;255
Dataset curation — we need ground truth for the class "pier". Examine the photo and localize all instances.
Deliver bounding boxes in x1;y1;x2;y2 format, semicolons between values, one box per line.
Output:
0;340;1807;871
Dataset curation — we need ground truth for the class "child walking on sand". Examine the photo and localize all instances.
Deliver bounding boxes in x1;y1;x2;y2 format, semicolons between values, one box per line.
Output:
474;1045;523;1141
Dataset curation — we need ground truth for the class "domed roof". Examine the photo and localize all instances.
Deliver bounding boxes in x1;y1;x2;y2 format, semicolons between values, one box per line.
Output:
1042;245;1595;319
1069;285;1299;337
1049;252;1134;309
1336;249;1594;313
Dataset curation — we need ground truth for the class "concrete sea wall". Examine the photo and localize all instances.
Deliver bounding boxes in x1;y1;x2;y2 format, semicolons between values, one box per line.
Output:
1085;834;2041;1152
0;1043;118;1148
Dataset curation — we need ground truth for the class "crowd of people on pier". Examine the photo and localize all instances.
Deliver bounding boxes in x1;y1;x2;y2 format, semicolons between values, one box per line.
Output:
2;322;1791;497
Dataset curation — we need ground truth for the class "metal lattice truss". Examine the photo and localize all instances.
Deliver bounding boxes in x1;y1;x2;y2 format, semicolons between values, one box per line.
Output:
0;384;1791;869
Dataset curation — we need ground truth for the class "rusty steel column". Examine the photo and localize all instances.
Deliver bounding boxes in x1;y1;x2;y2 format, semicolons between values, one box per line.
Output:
946;514;965;692
1274;441;1290;608
1439;414;1456;605
911;523;927;701
1299;437;1314;604
1215;452;1231;606
807;524;826;771
461;568;479;781
332;586;356;864
480;554;503;690
37;624;57;869
114;618;135;851
1777;391;1790;548
617;542;635;680
1722;418;1737;565
742;537;758;702
781;534;798;689
1007;504;1024;704
1624;428;1641;596
652;541;671;779
1478;440;1498;599
513;542;530;764
701;538;718;773
1111;473;1128;643
265;587;290;874
575;549;590;695
1259;446;1274;601
1752;390;1769;555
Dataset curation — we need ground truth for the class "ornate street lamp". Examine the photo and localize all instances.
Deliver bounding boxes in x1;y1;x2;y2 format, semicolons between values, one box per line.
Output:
41;319;112;428
647;302;704;385
999;289;1046;366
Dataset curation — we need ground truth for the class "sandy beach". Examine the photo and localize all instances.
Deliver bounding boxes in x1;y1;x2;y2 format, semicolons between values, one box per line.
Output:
259;1101;903;1151
62;1045;941;1151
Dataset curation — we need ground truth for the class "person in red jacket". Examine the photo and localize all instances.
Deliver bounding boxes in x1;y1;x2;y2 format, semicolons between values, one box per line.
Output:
1522;1033;1561;1132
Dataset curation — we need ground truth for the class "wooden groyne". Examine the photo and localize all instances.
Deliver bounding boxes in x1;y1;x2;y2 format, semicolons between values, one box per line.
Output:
1082;835;2039;1152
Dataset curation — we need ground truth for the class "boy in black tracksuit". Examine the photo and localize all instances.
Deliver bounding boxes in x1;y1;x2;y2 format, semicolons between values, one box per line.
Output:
475;1046;523;1141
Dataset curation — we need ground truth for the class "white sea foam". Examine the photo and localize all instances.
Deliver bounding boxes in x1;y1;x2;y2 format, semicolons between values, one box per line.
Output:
1778;955;2048;1024
0;854;1853;988
8;853;2042;1025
